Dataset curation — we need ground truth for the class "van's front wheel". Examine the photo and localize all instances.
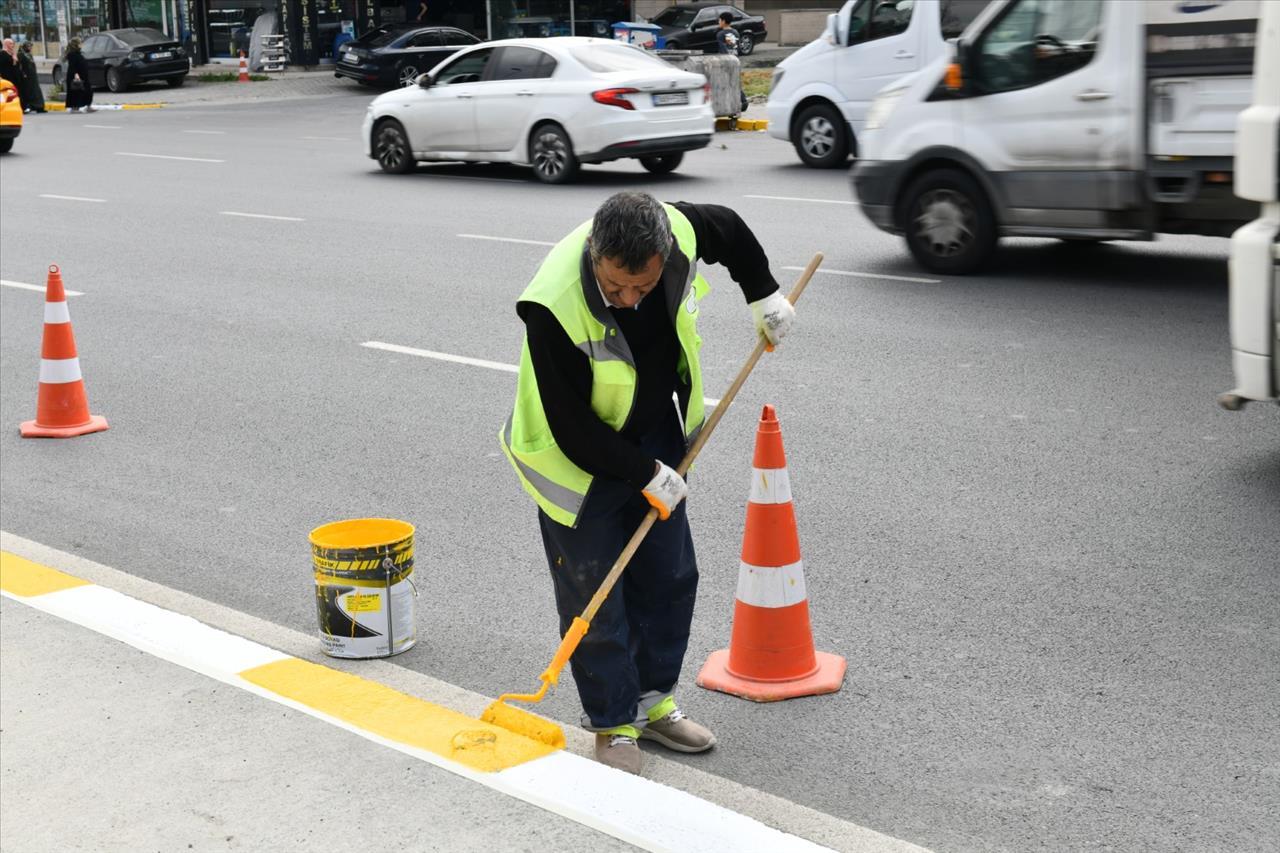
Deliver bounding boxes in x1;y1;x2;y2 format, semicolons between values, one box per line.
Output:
793;103;847;168
902;169;996;275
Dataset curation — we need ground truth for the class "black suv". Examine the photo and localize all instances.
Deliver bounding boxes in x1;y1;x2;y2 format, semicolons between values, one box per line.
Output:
335;24;480;88
650;3;767;55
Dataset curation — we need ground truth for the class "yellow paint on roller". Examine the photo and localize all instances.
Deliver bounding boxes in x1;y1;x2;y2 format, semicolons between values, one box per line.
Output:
0;551;91;597
238;658;559;772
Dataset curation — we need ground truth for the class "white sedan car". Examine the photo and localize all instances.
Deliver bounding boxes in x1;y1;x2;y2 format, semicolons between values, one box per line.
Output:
361;37;714;183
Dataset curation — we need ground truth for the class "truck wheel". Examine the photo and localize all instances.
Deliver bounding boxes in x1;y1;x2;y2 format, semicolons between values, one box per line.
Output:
639;152;683;174
901;168;997;275
793;103;847;168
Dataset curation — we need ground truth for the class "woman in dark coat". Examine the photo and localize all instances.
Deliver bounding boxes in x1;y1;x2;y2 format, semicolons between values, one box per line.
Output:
64;38;93;112
0;38;21;87
17;42;46;113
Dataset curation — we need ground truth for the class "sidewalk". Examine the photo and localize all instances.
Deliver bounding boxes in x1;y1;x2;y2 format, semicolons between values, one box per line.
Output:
1;598;625;853
0;534;928;853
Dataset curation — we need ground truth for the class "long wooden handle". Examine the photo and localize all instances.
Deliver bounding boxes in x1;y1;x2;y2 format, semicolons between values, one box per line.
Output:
579;252;824;625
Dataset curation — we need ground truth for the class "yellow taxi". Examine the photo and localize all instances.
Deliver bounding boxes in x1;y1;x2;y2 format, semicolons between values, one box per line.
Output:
1;77;23;153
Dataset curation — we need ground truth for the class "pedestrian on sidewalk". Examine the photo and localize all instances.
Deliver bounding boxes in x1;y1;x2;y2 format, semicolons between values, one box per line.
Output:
63;38;93;113
17;42;46;113
715;13;749;114
500;191;796;775
0;38;20;88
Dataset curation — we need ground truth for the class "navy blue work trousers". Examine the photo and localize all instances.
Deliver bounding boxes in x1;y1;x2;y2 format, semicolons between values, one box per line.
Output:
537;412;699;730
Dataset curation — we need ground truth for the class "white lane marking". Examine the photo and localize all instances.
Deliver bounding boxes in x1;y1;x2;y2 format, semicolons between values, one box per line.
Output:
2;557;840;853
0;280;85;296
82;124;122;129
183;130;227;135
362;341;722;407
301;135;349;141
744;194;856;206
115;151;225;163
361;341;519;374
782;265;941;285
458;233;556;246
220;211;305;222
38;194;107;203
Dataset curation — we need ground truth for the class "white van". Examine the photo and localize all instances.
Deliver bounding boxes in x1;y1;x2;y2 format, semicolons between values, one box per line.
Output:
766;0;991;168
852;0;1262;273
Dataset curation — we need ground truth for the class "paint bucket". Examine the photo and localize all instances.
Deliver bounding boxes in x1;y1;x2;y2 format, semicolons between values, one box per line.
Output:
309;518;416;659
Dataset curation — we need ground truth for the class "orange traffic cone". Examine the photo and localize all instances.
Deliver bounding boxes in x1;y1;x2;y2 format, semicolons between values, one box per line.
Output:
19;266;108;439
696;404;844;701
238;51;249;82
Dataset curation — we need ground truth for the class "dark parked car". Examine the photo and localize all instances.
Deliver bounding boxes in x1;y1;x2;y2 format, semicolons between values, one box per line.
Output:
334;24;480;88
650;3;767;55
52;28;188;92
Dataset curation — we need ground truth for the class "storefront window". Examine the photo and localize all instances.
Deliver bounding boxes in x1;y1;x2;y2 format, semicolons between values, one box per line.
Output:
207;0;272;57
489;2;626;42
315;0;357;61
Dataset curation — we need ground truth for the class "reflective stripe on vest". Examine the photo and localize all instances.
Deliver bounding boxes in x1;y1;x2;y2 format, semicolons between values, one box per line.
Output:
500;205;709;528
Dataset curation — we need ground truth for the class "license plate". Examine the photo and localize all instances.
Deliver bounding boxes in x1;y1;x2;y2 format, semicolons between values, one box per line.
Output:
343;52;360;64
652;91;688;107
150;51;173;60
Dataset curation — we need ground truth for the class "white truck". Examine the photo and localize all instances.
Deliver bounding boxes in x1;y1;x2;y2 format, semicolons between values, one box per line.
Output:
851;0;1262;274
1220;0;1278;410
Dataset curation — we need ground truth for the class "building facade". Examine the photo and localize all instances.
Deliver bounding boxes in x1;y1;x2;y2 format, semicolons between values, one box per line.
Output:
2;1;843;65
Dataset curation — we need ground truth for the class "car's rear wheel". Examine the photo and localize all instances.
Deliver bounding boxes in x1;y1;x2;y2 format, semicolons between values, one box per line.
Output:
530;124;579;184
793;103;847;168
51;65;63;88
902;168;997;275
167;75;186;88
0;138;13;154
639;152;683;175
397;64;419;87
373;120;414;175
737;32;755;55
106;67;126;93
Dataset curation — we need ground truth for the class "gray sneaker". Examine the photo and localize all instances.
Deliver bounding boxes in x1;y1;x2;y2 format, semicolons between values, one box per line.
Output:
594;733;643;774
641;708;716;753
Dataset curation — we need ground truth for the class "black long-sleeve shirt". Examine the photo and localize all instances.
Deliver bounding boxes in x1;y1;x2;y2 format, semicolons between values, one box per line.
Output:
519;202;779;491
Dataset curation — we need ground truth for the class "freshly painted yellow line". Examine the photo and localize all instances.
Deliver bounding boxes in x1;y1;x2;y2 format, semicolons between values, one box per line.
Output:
0;551;90;597
239;658;558;772
2;548;554;773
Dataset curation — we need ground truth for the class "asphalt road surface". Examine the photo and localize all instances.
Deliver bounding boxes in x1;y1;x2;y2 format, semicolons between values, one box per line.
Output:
1;94;1277;853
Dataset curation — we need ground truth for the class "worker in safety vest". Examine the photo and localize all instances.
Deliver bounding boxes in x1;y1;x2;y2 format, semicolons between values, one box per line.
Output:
501;191;795;773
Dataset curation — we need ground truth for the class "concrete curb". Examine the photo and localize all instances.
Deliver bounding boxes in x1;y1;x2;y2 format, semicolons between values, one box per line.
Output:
45;102;166;111
716;117;769;132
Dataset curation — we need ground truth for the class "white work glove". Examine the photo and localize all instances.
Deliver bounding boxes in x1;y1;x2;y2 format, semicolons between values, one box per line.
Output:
750;291;796;350
642;461;688;521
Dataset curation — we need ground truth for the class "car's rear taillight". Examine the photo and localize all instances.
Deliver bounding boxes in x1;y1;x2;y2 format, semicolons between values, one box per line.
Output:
1;88;17;104
702;83;710;103
591;88;638;110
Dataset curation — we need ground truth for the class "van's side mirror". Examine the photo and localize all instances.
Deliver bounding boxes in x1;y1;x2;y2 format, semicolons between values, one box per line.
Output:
416;72;433;88
824;13;843;46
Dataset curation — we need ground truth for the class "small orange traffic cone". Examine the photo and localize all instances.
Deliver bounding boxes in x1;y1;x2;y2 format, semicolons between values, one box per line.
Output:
238;51;249;83
19;266;108;439
696;404;845;701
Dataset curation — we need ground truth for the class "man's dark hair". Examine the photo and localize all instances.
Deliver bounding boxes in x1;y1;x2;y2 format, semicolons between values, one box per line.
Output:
588;192;672;273
719;12;733;25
